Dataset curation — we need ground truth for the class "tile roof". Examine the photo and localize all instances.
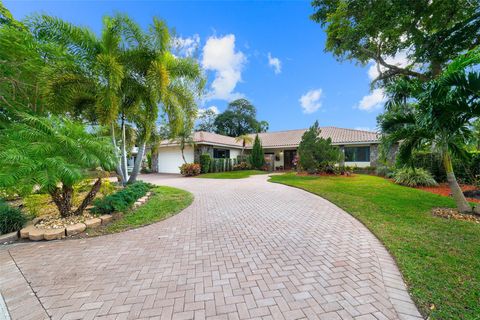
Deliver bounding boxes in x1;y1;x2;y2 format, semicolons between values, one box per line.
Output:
159;127;379;149
159;131;243;148
246;127;380;148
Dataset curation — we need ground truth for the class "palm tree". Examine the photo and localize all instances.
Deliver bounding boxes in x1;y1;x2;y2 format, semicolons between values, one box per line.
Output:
380;49;480;214
0;112;116;217
235;134;254;156
30;14;127;182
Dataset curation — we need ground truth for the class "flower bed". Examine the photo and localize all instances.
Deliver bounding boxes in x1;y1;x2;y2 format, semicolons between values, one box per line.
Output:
416;183;480;203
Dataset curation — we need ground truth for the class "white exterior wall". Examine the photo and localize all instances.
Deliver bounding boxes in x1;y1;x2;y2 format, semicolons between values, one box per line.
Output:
229;148;241;160
157;146;194;174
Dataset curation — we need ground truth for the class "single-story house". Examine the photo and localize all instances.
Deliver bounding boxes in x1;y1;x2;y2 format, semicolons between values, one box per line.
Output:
155;127;381;174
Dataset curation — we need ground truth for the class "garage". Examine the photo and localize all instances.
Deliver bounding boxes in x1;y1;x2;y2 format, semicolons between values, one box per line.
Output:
157;146;194;174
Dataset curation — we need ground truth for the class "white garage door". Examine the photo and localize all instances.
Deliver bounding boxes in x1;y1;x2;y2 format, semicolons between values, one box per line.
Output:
157;146;194;174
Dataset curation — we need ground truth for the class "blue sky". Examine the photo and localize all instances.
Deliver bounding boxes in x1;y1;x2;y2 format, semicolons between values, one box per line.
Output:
5;0;386;132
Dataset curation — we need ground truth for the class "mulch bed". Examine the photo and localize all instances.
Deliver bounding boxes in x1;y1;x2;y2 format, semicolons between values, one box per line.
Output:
416;183;480;203
432;207;480;224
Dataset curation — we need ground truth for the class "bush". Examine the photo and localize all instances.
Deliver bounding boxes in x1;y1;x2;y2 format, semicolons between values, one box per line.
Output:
376;165;395;178
0;201;26;234
179;163;201;177
393;167;438;187
298;121;342;173
200;154;211;174
233;162;251;171
250;135;265;170
92;182;150;214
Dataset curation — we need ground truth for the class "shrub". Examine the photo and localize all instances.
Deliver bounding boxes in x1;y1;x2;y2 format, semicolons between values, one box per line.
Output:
179;163;201;177
233;162;251;171
250;134;265;170
298;121;342;173
91;182;150;214
23;193;56;217
0;201;26;234
376;165;395;178
200;154;211;174
393;167;438;187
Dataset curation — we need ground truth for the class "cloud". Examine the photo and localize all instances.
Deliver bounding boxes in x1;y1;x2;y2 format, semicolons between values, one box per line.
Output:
267;53;281;74
357;88;387;111
202;34;246;101
172;34;200;57
299;89;323;114
354;126;374;132
198;106;219;117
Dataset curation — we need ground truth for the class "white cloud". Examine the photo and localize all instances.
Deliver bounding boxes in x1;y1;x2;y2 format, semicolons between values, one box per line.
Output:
357;88;387;111
202;34;246;101
267;53;281;74
299;89;323;114
198;106;219;117
354;126;374;132
172;34;200;57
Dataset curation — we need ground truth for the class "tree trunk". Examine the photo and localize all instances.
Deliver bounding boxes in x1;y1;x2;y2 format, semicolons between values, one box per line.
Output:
443;151;471;213
120;113;129;185
74;178;102;216
111;122;125;183
151;147;159;172
50;184;74;218
128;142;145;184
181;147;187;164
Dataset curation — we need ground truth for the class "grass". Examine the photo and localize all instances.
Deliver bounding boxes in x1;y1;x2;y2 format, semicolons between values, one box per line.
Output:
94;186;193;234
197;170;267;179
269;173;480;320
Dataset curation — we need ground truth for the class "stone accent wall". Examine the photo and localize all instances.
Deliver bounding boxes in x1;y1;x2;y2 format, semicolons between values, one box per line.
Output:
369;144;379;167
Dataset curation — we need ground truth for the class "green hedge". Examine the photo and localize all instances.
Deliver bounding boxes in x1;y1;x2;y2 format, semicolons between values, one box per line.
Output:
410;151;480;185
200;154;211;174
92;182;151;214
0;200;26;234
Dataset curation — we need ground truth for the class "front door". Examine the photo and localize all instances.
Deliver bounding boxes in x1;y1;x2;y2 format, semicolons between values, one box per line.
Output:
284;150;296;170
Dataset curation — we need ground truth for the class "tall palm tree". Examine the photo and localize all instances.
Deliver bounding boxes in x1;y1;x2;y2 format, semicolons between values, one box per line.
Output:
235;134;254;156
380;49;480;214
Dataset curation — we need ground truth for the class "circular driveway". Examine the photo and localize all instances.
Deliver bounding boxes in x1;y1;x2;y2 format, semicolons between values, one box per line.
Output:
1;174;421;320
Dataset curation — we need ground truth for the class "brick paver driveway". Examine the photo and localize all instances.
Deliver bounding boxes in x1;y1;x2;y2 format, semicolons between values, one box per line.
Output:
0;174;422;320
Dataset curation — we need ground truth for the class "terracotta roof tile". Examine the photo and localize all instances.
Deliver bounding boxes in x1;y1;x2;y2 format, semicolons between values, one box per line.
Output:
159;127;379;149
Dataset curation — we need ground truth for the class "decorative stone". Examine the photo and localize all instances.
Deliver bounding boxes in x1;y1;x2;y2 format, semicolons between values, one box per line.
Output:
146;192;152;197
84;218;101;228
134;201;142;206
28;228;45;241
65;223;86;236
99;215;113;224
20;225;36;239
44;228;65;241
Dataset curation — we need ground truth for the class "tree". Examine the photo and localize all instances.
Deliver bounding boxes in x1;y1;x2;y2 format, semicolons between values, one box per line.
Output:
0;113;116;217
297;121;342;173
214;99;268;137
177;121;195;164
379;49;480;214
196;108;217;132
249;134;265;169
235;134;254;156
311;1;480;82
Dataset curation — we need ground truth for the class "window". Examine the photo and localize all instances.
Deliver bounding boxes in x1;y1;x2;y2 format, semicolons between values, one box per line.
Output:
344;146;370;162
213;148;230;159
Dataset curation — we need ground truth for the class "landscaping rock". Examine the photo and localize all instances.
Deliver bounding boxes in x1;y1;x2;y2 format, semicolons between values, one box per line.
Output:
99;215;113;224
134;201;142;206
66;223;86;236
20;225;36;239
29;228;45;241
84;218;101;228
44;228;65;241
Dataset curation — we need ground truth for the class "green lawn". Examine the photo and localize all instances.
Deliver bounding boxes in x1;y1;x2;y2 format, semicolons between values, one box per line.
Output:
94;186;193;234
197;170;267;179
269;173;480;320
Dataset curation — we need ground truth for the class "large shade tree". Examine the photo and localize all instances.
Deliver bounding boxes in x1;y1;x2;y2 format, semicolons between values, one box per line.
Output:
214;99;268;137
311;0;480;81
379;50;480;214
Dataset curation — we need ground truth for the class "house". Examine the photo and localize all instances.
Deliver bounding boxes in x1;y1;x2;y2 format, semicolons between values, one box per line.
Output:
155;127;381;174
